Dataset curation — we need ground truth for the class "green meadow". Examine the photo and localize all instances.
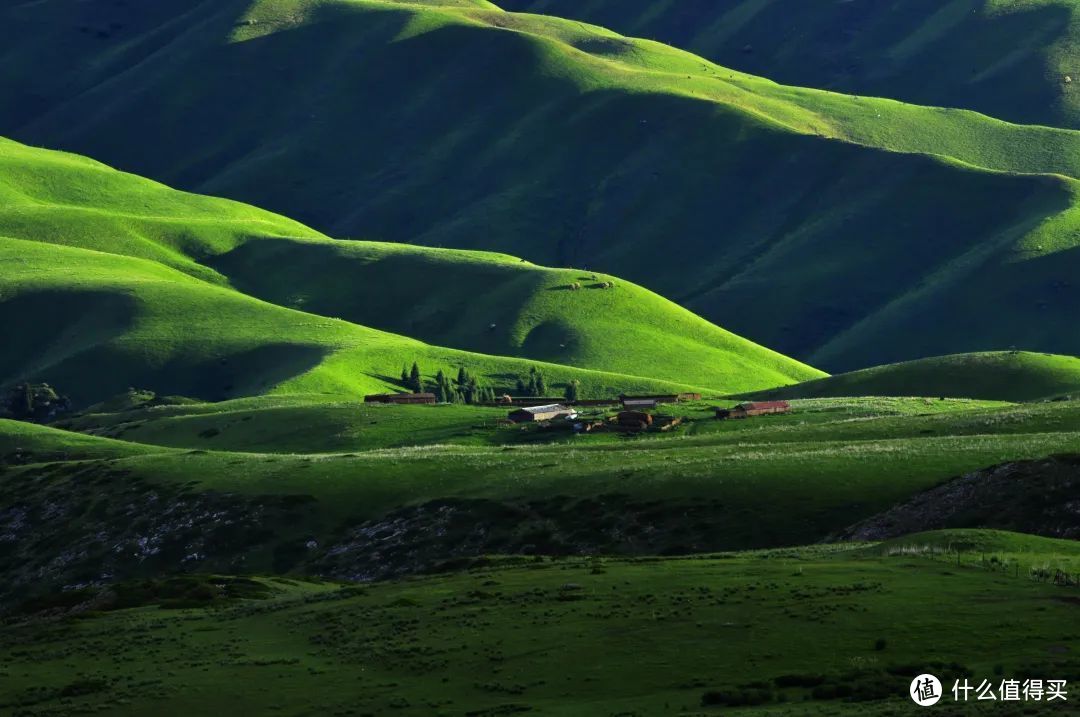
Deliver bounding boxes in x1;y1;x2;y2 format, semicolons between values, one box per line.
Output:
738;352;1080;403
0;137;819;402
3;1;1080;367
2;539;1077;716
3;397;1078;587
0;2;1078;715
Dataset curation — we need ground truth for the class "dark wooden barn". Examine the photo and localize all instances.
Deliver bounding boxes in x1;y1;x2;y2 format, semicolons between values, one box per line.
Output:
715;401;791;419
508;404;577;423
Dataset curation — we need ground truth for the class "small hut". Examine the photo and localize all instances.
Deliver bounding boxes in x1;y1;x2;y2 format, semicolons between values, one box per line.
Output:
620;394;679;406
716;401;791;420
622;398;659;410
508;404;577;424
616;411;653;431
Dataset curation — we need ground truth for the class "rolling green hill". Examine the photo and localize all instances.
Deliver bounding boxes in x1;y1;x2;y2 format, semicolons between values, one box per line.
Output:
0;137;820;401
208;238;822;389
1;0;1079;370
738;351;1080;402
502;0;1080;130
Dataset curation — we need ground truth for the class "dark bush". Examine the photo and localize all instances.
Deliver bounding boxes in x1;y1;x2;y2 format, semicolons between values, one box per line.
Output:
60;678;109;697
775;674;826;688
701;688;773;707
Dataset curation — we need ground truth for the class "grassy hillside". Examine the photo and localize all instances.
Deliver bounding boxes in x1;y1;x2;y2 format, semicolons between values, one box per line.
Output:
1;0;1079;370
870;529;1080;572
209;238;822;389
3;236;734;405
0;137;821;399
502;0;1080;130
3;540;1078;715
740;351;1080;402
6;398;1080;565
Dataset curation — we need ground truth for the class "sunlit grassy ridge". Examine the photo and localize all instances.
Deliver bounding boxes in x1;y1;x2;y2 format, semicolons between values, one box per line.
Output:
4;236;736;404
739;351;1080;402
502;0;1080;130
0;137;823;400
2;0;1079;369
210;238;822;389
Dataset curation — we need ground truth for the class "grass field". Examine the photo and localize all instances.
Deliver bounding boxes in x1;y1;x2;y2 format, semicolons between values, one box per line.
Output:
0;136;822;403
738;351;1080;403
1;3;1077;715
2;1;1080;368
502;0;1080;130
2;535;1077;716
3;397;1078;600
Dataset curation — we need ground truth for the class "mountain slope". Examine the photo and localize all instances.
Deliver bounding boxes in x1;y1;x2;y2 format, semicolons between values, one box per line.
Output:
0;137;820;400
0;0;1078;371
3;235;727;404
502;0;1080;130
208;238;822;390
737;351;1080;403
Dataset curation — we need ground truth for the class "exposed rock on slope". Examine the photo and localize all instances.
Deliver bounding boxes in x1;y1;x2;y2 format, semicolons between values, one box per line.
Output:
839;455;1080;541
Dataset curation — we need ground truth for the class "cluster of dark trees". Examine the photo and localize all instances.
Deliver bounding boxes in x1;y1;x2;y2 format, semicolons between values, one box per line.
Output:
400;363;582;404
401;362;425;393
0;383;71;423
400;363;498;404
564;379;580;403
435;367;499;405
515;366;547;397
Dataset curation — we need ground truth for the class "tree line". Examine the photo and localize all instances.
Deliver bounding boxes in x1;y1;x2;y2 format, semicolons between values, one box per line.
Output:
0;383;71;423
400;363;498;404
400;363;581;403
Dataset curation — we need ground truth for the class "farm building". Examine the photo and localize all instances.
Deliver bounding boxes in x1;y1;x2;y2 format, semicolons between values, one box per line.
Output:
616;410;653;430
620;394;678;405
508;404;577;423
503;396;567;407
573;398;622;407
615;411;682;432
622;398;659;410
716;401;791;419
678;392;703;401
364;392;437;405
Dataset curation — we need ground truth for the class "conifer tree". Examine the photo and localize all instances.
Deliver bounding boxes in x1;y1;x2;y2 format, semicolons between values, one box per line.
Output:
564;380;580;403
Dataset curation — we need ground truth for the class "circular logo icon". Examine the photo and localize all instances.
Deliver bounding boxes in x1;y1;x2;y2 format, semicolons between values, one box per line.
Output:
910;674;942;706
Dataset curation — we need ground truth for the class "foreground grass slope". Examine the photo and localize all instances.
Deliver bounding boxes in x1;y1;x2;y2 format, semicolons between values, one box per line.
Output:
739;351;1080;402
2;0;1078;370
2;540;1078;716
503;0;1080;130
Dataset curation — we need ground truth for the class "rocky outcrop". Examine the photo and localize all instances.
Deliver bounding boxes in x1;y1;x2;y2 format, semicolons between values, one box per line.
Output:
837;455;1080;541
